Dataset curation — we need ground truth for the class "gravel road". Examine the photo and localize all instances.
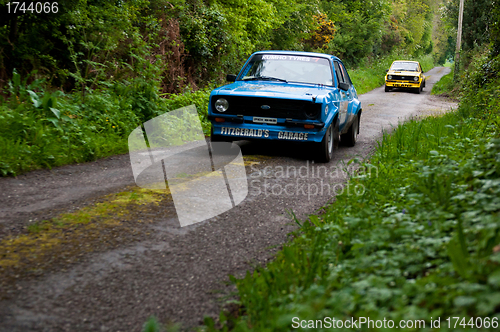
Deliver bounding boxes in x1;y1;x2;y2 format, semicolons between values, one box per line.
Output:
0;67;457;331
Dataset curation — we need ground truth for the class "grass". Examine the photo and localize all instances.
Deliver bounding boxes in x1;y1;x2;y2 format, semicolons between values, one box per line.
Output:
444;60;454;68
431;64;458;97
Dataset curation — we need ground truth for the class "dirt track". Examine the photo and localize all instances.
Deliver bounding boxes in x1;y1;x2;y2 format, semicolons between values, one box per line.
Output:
0;67;457;331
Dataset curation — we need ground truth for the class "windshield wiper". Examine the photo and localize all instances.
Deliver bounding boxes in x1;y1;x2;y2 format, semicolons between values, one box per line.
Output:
244;76;288;83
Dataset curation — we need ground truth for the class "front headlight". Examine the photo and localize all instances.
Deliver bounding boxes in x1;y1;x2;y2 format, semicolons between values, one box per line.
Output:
388;75;392;80
215;98;229;112
414;76;419;81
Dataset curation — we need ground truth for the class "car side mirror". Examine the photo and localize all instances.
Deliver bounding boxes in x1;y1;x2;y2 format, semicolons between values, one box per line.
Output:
226;74;237;82
338;82;350;91
386;69;389;72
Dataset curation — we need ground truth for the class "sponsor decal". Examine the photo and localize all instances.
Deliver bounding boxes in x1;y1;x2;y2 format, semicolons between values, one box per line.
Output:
221;127;270;138
220;127;309;141
278;131;309;141
262;55;312;62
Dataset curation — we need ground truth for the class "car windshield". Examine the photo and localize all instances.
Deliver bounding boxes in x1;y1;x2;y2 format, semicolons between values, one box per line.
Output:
390;62;419;72
239;54;333;86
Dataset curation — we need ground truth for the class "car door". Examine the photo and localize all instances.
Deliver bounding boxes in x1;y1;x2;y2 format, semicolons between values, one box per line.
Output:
418;63;424;83
333;61;350;130
339;62;357;124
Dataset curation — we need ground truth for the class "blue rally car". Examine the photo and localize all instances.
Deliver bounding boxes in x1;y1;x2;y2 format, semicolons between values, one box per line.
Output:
208;51;362;162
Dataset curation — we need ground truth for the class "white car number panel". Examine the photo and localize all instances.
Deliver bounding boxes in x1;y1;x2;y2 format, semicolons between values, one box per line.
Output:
253;117;277;124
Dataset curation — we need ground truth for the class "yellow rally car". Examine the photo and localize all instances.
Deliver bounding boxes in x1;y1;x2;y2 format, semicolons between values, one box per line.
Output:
385;60;426;94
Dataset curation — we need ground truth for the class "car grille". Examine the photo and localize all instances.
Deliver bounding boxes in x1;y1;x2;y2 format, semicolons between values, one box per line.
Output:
389;75;416;82
212;96;321;120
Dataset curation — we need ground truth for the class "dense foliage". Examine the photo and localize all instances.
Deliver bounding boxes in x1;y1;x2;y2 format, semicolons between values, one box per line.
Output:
444;0;499;54
1;0;446;90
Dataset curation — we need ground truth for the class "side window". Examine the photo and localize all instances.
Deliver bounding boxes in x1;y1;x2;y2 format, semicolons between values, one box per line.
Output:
339;62;352;85
334;61;345;86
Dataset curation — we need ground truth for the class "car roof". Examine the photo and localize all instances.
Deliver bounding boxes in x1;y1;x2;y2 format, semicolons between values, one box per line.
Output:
252;50;341;62
391;60;420;64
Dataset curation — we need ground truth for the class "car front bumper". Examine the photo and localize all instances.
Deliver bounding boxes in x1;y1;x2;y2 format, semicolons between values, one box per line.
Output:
210;119;327;143
385;81;421;88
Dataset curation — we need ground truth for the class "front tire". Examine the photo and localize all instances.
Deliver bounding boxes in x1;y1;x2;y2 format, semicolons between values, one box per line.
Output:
315;117;339;163
414;86;421;94
342;114;359;147
385;85;391;92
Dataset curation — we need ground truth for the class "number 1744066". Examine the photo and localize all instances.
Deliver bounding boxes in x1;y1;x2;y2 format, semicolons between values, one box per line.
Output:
6;2;59;14
446;317;498;329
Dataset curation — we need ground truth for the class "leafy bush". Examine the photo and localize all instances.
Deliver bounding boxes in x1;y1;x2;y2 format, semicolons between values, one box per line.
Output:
458;52;500;123
0;72;211;176
161;87;212;135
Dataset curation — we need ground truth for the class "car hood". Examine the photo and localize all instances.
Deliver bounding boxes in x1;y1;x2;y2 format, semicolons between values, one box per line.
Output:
212;81;334;100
